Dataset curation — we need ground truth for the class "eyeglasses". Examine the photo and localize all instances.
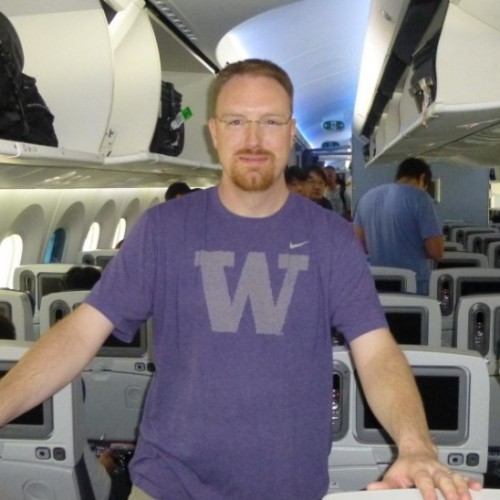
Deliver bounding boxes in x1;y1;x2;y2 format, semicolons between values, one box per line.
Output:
216;115;292;132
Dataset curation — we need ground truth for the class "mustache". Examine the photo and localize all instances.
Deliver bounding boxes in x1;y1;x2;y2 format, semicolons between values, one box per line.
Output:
236;148;274;157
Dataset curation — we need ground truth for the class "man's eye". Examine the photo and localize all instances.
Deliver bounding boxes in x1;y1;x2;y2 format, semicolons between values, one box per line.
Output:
228;119;244;126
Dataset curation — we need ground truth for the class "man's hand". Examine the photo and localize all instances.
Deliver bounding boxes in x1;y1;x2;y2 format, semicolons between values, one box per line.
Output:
367;450;482;500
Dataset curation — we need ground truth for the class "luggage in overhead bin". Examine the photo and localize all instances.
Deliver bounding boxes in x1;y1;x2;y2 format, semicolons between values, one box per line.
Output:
0;11;58;146
149;81;185;157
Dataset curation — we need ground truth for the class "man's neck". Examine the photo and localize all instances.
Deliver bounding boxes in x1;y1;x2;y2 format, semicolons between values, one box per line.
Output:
397;177;422;189
217;180;289;218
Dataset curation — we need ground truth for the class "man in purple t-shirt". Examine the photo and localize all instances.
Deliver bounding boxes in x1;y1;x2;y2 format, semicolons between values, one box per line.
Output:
0;59;480;500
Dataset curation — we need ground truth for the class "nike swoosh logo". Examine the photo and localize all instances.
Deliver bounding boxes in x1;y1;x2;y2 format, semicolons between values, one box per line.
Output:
289;241;309;250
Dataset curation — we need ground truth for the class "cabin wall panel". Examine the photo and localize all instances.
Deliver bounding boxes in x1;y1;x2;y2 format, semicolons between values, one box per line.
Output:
430;162;490;226
0;188;164;265
94;200;118;249
351;136;490;229
7;205;45;265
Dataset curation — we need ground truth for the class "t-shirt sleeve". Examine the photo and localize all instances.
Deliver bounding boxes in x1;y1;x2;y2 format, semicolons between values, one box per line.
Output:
85;209;158;342
352;199;363;227
418;192;442;240
327;221;388;343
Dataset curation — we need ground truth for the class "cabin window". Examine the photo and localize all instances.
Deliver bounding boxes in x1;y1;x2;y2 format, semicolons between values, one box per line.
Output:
0;234;23;288
83;222;100;251
112;218;126;249
43;228;66;263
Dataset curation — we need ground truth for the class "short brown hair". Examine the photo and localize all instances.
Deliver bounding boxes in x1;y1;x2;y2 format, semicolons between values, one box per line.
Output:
212;59;294;114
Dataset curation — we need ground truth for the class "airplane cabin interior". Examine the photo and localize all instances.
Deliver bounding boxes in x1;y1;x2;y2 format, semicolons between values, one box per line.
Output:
1;0;500;499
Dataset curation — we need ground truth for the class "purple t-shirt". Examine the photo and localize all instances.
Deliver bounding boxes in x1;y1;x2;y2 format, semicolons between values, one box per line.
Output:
86;187;386;500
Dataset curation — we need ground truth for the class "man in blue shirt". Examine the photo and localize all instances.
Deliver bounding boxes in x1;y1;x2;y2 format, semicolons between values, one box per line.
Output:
353;158;444;294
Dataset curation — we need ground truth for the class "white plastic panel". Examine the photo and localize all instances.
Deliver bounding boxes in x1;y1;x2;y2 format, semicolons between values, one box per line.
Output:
103;3;162;156
436;3;500;105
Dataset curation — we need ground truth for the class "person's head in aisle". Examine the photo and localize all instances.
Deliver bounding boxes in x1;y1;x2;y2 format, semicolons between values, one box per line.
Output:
165;182;192;201
306;166;328;202
284;165;309;196
61;266;101;291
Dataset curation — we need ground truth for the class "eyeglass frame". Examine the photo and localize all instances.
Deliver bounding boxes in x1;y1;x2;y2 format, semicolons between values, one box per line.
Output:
215;114;293;131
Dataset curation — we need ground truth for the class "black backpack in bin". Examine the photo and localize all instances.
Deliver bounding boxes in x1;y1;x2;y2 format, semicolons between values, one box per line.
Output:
149;81;184;157
0;11;58;147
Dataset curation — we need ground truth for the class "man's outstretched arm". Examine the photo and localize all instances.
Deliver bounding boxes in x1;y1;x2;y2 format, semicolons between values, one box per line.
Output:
0;304;113;427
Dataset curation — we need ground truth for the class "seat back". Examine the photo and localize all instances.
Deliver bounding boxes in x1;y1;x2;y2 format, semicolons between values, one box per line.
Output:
378;293;442;346
76;249;118;269
435;251;488;270
328;346;489;493
0;289;34;340
39;290;154;442
0;340;110;500
369;266;417;294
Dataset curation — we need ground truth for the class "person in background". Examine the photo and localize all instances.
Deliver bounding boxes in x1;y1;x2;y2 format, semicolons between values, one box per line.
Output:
0;59;477;500
164;181;192;201
324;166;351;220
353;157;444;294
61;265;102;291
305;165;333;210
284;165;309;196
323;166;343;213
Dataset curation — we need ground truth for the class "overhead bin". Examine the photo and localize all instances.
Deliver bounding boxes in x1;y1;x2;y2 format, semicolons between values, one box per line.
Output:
0;0;114;157
0;0;221;187
100;0;162;157
0;0;162;159
357;0;500;167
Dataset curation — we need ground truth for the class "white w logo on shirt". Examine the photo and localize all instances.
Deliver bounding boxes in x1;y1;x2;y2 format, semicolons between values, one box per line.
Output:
195;251;309;334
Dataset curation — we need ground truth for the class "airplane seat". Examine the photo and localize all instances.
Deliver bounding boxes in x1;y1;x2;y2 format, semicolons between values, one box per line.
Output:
0;289;35;341
378;293;442;347
328;346;489;493
12;264;100;336
0;340;111;500
435;251;488;270
81;369;152;442
76;249;118;270
455;294;500;373
450;226;498;246
455;294;500;451
444;241;464;252
368;266;417;294
39;290;154;443
487;241;500;268
442;222;468;242
467;233;500;254
428;268;500;347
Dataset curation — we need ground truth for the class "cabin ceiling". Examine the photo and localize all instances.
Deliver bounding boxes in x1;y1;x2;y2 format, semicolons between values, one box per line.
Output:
147;0;299;71
147;0;371;154
0;0;372;189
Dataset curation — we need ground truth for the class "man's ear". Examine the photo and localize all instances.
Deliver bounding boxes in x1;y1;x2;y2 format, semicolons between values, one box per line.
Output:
419;173;428;189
